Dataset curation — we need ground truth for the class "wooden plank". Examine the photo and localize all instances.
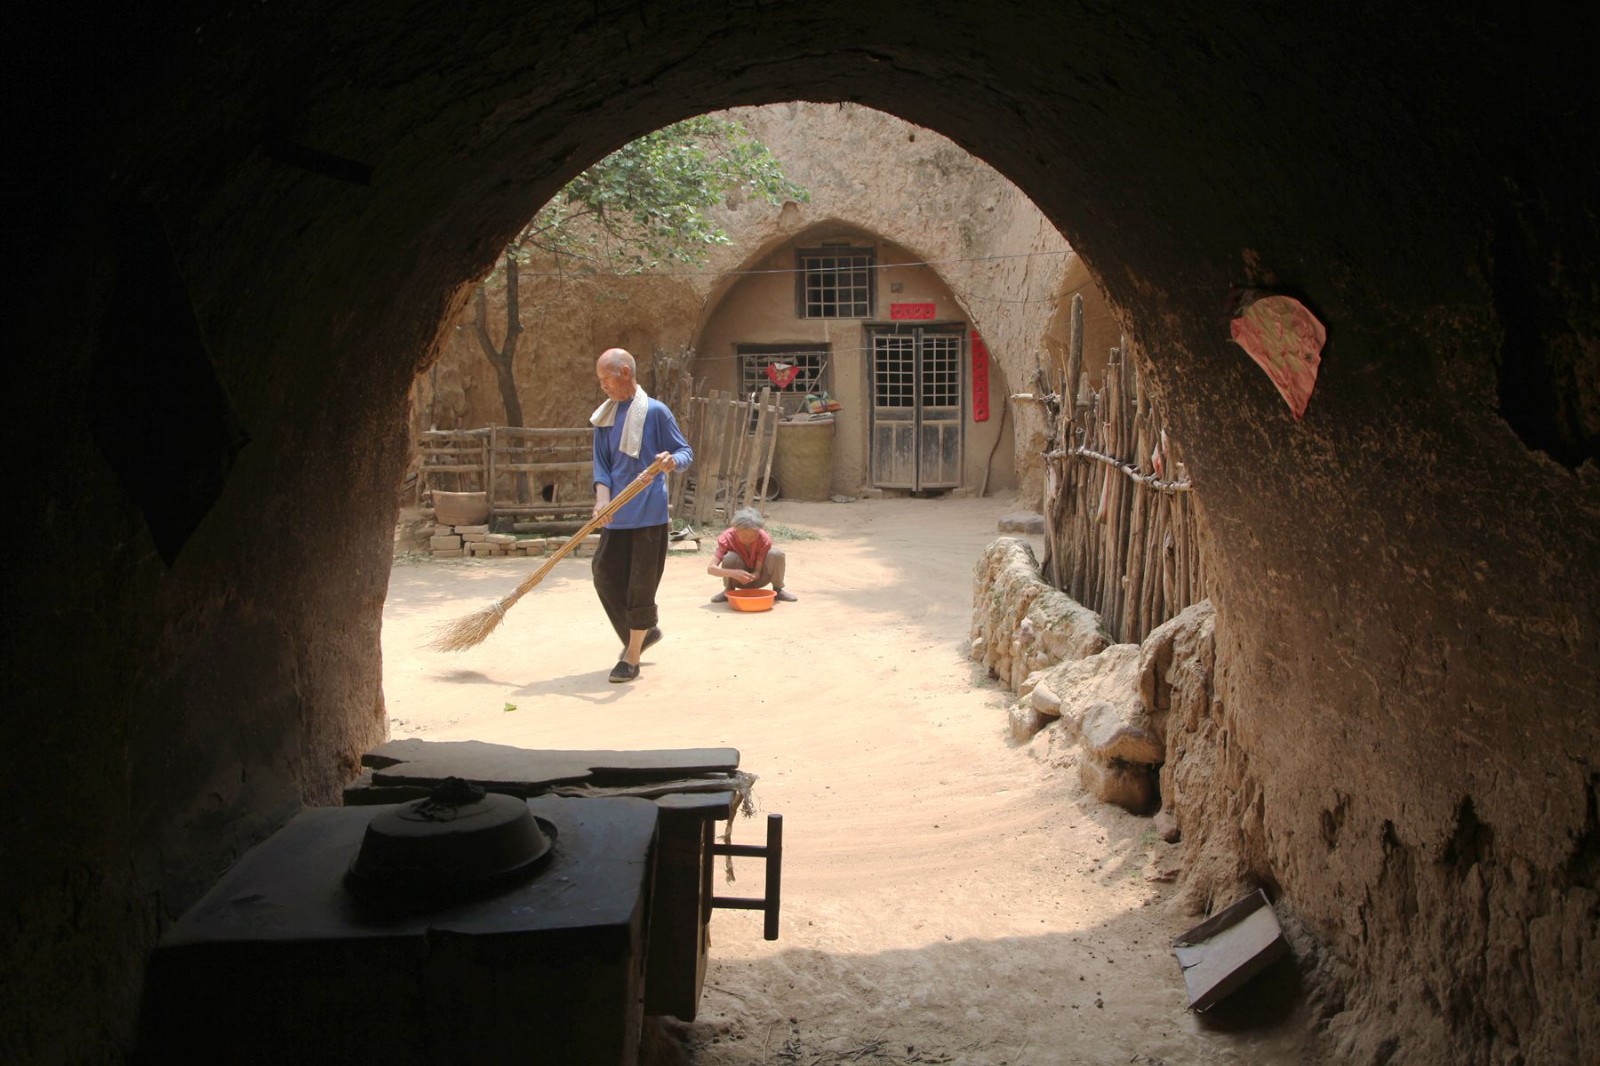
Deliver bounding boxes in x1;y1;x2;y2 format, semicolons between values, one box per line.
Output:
756;394;779;514
670;397;699;516
742;388;770;510
493;427;595;439
696;392;730;529
714;396;740;521
726;395;751;511
488;461;593;474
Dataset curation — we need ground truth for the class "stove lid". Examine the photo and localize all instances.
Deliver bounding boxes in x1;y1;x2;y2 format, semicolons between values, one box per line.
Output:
346;778;554;902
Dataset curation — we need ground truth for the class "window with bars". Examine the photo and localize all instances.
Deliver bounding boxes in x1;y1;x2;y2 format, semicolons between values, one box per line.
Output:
921;333;963;407
795;247;875;318
872;334;916;408
871;327;964;409
737;345;831;418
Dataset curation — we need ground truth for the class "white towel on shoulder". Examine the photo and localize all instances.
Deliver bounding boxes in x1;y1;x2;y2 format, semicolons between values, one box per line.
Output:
590;383;649;458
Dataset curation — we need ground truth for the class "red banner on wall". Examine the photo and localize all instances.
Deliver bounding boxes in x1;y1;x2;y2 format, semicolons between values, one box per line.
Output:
890;302;936;320
971;330;991;422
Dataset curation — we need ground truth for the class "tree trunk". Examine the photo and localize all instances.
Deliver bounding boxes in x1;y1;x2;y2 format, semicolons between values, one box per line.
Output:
473;254;526;427
473;254;531;503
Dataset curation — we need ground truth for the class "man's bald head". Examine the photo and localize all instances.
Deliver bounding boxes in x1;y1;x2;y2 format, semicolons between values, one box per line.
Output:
596;348;636;377
596;347;638;401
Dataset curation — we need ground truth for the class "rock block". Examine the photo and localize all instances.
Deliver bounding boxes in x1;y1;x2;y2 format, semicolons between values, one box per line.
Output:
1080;700;1163;764
432;548;464;558
429;534;462;550
1031;681;1063;716
1009;702;1051;743
970;537;1109;694
997;511;1046;534
1080;756;1158;814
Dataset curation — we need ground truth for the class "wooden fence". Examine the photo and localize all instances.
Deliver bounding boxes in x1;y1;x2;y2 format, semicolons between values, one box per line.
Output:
416;388;780;530
417;426;594;519
1041;294;1205;644
675;389;782;531
416;427;489;495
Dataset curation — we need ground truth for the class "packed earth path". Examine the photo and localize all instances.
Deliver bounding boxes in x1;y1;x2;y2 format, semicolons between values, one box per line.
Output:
382;496;1319;1066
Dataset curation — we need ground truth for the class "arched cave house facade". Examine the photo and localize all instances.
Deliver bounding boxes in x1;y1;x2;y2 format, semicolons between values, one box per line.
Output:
692;219;1023;499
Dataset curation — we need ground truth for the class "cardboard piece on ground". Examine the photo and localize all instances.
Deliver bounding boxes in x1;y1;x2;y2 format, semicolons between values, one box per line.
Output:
1172;888;1289;1011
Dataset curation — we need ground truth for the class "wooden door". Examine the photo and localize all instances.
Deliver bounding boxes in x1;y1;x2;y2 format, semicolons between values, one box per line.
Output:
869;325;964;490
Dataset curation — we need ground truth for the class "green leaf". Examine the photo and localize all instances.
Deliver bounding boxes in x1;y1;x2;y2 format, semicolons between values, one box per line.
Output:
512;116;808;274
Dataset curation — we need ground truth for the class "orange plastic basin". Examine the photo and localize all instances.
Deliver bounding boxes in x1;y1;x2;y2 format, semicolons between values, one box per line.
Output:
726;588;776;612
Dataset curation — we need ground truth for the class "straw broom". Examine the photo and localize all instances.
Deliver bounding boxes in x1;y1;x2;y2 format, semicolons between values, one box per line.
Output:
427;454;672;651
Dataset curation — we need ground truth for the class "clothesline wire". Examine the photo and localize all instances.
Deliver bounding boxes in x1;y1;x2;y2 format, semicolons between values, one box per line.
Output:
516;248;1072;280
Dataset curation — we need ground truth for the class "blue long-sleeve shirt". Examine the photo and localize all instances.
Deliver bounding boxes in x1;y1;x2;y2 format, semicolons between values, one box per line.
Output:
592;398;693;529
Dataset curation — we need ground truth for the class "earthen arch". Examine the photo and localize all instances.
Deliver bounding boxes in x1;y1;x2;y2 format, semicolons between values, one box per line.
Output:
9;5;1598;1063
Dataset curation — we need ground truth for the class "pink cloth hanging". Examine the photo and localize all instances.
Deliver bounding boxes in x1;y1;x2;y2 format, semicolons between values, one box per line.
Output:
1229;294;1326;420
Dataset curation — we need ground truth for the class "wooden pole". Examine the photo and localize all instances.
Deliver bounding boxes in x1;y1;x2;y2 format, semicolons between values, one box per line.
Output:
757;395;780;515
1065;294;1084;436
743;388;773;510
697;391;729;528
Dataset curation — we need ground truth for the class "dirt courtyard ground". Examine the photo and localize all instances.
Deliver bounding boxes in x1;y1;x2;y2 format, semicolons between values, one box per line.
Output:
381;496;1318;1065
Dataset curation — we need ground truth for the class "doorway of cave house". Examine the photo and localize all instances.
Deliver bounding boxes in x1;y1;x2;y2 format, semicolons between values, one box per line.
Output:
377;103;1263;1065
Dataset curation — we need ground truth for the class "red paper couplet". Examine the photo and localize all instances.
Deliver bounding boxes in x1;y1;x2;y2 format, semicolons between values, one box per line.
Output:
971;330;991;422
890;302;936;320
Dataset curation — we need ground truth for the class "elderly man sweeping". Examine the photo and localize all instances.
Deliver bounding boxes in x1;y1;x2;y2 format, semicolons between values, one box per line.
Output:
707;507;797;604
590;348;693;682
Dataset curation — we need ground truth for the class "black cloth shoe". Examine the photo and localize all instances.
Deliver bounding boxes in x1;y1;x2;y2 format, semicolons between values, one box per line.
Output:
710;591;728;603
774;589;797;602
609;661;640;683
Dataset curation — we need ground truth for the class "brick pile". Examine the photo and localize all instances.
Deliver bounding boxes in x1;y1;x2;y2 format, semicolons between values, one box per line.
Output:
427;523;601;559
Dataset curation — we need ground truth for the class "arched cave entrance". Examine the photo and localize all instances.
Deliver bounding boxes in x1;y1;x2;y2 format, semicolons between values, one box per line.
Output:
9;6;1597;1064
692;218;1024;500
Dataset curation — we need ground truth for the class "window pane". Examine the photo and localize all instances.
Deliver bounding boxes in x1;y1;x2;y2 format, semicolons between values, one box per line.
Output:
799;249;874;319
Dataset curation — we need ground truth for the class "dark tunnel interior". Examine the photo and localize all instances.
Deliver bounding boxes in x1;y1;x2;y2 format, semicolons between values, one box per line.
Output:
4;4;1598;1062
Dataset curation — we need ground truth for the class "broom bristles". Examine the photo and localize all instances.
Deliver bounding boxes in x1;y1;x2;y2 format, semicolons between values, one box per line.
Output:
425;454;670;653
426;601;507;652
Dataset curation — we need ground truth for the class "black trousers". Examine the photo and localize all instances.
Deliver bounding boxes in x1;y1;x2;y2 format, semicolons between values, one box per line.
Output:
591;523;670;644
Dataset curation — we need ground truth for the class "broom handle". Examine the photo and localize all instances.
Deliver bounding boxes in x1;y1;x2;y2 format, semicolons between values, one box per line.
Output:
503;454;672;607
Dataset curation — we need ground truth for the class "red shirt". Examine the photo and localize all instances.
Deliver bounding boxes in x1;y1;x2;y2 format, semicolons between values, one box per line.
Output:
714;528;772;573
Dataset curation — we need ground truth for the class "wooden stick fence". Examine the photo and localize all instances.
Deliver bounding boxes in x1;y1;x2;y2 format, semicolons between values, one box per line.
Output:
417;426;593;520
419;386;778;532
417;428;490;496
486;426;593;517
1041;293;1205;644
676;388;782;530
